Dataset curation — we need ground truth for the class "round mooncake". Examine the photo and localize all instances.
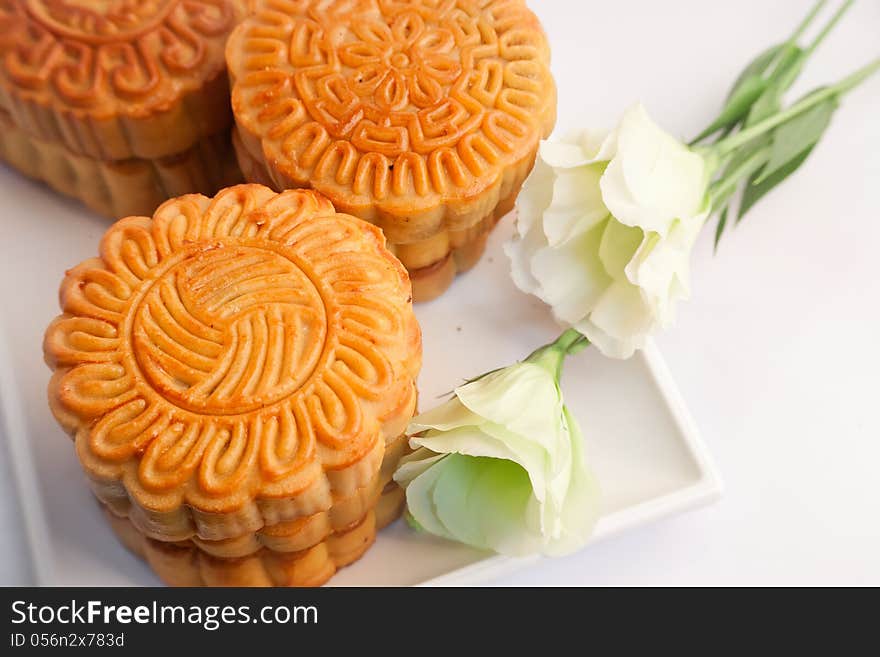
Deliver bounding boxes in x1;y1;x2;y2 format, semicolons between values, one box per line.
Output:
105;506;380;586
43;184;422;585
0;0;246;158
0;108;242;218
0;0;247;216
226;0;556;301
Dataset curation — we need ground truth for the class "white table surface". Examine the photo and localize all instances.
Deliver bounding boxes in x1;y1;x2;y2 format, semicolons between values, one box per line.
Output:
2;0;878;586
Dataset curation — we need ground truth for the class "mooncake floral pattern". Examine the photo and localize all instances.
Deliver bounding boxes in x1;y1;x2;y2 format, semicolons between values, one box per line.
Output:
0;0;237;107
229;0;555;206
338;11;462;113
44;185;420;513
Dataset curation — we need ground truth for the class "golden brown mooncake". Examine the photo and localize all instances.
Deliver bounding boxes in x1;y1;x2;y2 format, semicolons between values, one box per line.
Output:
105;505;378;586
0;0;247;160
0;107;242;218
101;429;409;558
226;0;556;301
0;0;247;215
104;433;405;586
43;186;422;559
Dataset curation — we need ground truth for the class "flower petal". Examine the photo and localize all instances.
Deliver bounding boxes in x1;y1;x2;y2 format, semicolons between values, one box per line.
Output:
407;395;485;434
571;317;631;359
601;103;707;235
625;213;705;326
507;158;554;296
454;364;561;441
538;139;591;168
543;408;601;555
413;423;549;502
431;454;494;549
529;218;612;325
393;447;447;485
400;454;456;540
410;363;573;511
432;454;543;556
579;127;618;162
395;365;602;555
411;425;521;465
515;157;555;234
598;217;643;280
539;128;616;168
505;222;547;297
542;163;608;247
576;279;653;358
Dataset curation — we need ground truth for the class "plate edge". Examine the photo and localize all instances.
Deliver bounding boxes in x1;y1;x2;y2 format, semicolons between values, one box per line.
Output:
4;327;721;587
0;319;55;586
417;341;723;586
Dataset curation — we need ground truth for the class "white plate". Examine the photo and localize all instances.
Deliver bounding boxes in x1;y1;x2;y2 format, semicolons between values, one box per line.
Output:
0;167;721;586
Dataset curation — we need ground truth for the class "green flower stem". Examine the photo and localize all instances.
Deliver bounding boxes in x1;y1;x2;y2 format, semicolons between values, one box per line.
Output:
756;1;851;92
552;328;589;355
708;144;772;211
455;331;590;394
565;335;592;356
791;0;828;44
768;1;853;96
689;0;830;148
707;56;880;158
526;329;591;381
804;0;853;57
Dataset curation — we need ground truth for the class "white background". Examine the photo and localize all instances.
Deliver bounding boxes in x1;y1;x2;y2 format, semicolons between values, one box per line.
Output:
2;0;879;586
490;0;880;585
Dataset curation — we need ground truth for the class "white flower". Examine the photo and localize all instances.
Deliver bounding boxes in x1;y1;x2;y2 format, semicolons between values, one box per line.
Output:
505;103;709;358
393;344;600;557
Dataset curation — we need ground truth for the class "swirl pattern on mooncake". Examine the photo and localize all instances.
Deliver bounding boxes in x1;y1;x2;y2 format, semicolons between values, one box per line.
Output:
44;185;422;541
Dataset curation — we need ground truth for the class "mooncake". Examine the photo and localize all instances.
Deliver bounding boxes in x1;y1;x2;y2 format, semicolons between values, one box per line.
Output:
44;184;422;585
226;0;556;300
0;0;247;215
0;108;241;218
105;506;378;586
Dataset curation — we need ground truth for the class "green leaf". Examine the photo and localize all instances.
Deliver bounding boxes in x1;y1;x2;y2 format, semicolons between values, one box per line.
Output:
714;206;730;252
692;76;767;144
754;95;836;184
738;144;817;221
708;136;773;246
728;44;785;100
706;135;770;236
709;142;767;249
746;45;806;125
691;45;783;144
726;133;772;172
